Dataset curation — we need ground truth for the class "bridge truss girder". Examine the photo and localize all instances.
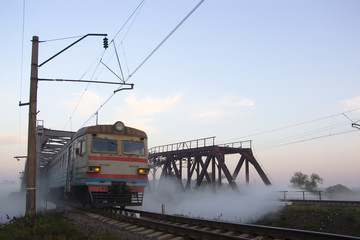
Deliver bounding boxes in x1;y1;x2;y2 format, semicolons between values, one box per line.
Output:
149;145;271;192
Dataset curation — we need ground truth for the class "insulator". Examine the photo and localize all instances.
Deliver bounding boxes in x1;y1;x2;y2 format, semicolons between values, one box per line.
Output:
103;37;108;49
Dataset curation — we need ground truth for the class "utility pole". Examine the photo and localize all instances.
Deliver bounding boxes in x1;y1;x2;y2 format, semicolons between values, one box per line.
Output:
23;33;125;215
26;36;39;216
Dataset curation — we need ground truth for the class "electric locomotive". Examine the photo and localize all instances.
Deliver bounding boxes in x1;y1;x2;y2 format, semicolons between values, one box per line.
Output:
41;121;149;207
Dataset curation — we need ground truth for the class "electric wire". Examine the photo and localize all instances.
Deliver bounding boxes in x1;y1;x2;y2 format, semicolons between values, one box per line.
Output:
100;60;123;81
81;92;116;127
18;0;26;166
254;120;349;148
248;112;359;183
117;0;147;75
112;40;125;82
125;0;206;82
96;0;145;80
219;107;360;143
96;1;146;83
40;35;85;42
121;42;131;76
343;112;355;123
61;1;148;129
20;0;26;103
81;0;206;127
62;51;106;130
216;108;360;153
113;0;147;40
119;0;147;43
255;129;358;152
252;149;274;184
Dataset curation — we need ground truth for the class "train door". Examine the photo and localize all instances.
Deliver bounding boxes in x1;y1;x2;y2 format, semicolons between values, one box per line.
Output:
65;145;74;196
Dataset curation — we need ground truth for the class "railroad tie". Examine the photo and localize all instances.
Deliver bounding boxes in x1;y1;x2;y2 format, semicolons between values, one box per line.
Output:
157;233;175;240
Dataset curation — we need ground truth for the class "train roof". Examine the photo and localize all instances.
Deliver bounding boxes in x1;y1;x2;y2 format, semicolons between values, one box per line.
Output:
73;122;147;139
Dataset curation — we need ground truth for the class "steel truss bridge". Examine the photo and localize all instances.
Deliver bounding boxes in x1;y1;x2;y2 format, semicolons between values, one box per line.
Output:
21;121;75;189
148;137;271;192
22;123;271;193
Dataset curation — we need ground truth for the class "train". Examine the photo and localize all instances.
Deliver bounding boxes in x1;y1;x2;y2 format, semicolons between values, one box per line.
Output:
40;121;149;208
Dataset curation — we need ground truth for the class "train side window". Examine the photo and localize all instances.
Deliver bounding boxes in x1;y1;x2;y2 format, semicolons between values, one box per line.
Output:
92;139;118;153
122;141;145;155
76;140;86;156
80;140;86;155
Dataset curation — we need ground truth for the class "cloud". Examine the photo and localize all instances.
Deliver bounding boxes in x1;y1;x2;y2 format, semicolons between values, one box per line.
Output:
193;110;225;119
0;133;27;145
61;90;103;117
114;117;157;135
125;92;182;116
111;92;183;134
192;96;255;120
342;95;360;109
216;97;255;107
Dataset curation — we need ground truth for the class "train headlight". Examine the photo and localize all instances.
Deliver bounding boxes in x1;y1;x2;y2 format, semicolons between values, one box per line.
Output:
137;168;149;175
88;166;101;173
113;121;125;131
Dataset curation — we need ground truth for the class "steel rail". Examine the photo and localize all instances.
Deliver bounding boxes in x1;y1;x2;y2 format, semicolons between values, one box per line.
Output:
122;209;360;240
112;214;248;240
284;199;360;206
52;200;360;239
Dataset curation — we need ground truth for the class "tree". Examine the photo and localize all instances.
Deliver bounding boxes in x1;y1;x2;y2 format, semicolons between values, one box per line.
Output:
290;171;323;191
290;171;309;187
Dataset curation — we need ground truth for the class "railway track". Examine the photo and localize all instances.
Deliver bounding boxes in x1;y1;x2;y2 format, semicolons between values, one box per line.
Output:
284;199;360;206
88;207;360;240
51;199;360;239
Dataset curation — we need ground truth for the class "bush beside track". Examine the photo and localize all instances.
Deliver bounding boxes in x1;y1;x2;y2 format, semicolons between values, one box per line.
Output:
2;203;360;239
0;212;127;240
256;203;360;237
0;212;85;240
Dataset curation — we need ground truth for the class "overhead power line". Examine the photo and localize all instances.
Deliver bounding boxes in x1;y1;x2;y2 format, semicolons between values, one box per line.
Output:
81;0;206;127
18;0;26;158
62;0;147;130
224;107;360;142
39;35;84;42
217;108;360;152
112;0;147;40
125;0;206;82
255;129;358;151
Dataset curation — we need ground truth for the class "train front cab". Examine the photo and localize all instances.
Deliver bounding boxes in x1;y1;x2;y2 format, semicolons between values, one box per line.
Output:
85;122;149;207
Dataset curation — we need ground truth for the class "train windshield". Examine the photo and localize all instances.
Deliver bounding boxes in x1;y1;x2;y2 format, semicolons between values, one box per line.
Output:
122;141;145;155
92;139;118;153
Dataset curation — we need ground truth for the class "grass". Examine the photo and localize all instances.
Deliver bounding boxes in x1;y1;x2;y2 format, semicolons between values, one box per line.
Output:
0;212;121;240
0;212;84;240
256;203;360;237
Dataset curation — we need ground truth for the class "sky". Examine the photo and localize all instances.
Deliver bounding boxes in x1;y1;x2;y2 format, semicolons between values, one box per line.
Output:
1;0;360;188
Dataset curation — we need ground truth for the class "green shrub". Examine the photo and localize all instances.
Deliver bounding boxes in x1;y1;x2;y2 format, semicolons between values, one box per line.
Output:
0;212;85;240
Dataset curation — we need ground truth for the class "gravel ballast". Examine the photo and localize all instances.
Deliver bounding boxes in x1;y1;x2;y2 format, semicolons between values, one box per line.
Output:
65;211;156;240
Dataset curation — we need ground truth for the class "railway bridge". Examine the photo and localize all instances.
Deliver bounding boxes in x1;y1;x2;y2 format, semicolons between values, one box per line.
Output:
21;123;271;195
148;137;271;192
21;120;75;191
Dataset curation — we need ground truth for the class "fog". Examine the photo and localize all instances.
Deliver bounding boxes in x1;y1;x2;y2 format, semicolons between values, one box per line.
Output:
139;179;285;223
0;181;25;224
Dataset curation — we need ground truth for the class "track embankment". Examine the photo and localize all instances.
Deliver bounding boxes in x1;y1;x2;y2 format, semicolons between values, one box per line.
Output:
78;207;360;240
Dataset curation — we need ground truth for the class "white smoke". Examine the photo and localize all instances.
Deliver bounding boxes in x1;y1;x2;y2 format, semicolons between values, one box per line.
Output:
140;179;284;223
0;181;25;224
